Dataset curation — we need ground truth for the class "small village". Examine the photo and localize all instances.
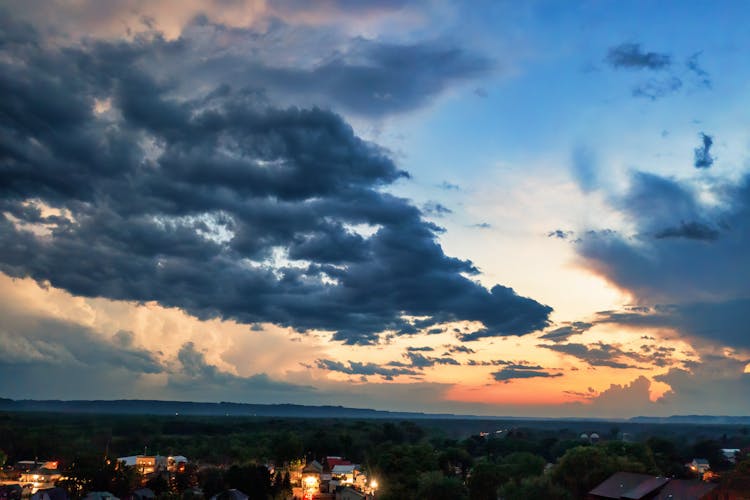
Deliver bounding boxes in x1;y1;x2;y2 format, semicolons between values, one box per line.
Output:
0;434;749;500
0;454;378;500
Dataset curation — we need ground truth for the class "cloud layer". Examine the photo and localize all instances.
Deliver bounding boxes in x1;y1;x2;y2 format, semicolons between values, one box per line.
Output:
0;15;550;345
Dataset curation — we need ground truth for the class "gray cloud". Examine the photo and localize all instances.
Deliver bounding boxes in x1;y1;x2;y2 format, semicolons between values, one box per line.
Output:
654;221;719;241
693;132;715;169
539;321;592;343
170;342;312;394
604;43;672;70
444;345;475;354
571;146;598;193
315;359;420;380
0;15;551;345
539;342;650;369
0;310;163;374
686;52;712;89
438;181;460;191
492;366;562;383
594;300;750;350
422;201;453;217
577;170;750;308
547;229;574;240
632;76;682;100
606;43;671;70
402;351;459;368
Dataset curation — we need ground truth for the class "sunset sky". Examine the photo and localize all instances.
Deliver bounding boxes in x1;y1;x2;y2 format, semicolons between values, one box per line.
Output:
1;0;749;418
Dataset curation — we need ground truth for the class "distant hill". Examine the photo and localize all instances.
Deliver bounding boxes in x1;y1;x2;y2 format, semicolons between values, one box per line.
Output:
0;398;464;419
0;398;747;423
629;415;750;425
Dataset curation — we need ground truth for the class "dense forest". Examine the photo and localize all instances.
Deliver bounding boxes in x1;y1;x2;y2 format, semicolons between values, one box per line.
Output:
1;412;749;499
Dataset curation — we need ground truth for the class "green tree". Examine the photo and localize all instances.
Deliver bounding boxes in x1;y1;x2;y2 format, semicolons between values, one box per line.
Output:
500;475;571;500
415;471;468;500
467;462;504;500
552;446;618;498
501;452;546;484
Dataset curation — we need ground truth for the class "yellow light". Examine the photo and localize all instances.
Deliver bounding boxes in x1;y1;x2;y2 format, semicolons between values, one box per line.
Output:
304;476;318;487
370;479;378;489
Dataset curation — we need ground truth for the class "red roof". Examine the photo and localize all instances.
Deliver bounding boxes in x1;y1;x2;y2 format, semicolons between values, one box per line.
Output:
325;457;352;468
654;479;716;500
589;472;669;499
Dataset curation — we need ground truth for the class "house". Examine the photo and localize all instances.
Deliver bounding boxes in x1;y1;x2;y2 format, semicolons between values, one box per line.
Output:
335;487;365;500
83;492;119;500
209;490;248;500
689;459;710;475
588;472;670;499
325;458;352;469
131;488;155;500
116;456;167;475
331;465;357;484
31;487;68;500
0;485;23;500
19;466;62;493
653;479;716;500
167;456;188;472
721;449;740;464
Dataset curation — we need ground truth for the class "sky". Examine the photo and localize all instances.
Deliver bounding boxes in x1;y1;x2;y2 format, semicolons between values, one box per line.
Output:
1;0;749;418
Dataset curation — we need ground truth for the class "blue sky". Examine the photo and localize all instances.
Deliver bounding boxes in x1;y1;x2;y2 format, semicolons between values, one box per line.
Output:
0;0;749;417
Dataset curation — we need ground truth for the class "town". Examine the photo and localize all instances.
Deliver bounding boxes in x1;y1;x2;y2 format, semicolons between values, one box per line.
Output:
1;412;749;499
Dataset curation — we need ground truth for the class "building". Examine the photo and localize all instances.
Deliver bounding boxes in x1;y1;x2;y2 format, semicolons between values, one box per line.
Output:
31;487;68;500
167;456;188;472
116;456;167;475
690;458;711;475
653;480;716;500
18;465;61;493
721;449;741;464
82;492;119;500
590;473;720;500
209;490;248;500
335;487;365;500
588;472;670;499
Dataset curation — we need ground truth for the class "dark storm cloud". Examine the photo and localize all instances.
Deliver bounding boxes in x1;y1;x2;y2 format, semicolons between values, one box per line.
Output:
539;321;592;343
693;132;715;169
0;16;551;345
605;43;671;70
492;366;562;383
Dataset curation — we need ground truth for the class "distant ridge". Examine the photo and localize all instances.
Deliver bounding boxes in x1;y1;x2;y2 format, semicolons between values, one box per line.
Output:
630;415;750;425
0;398;456;419
0;398;747;423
